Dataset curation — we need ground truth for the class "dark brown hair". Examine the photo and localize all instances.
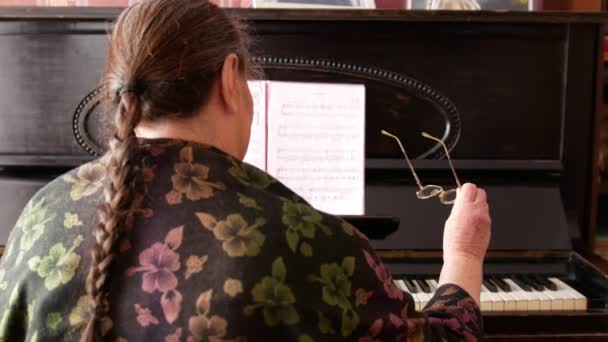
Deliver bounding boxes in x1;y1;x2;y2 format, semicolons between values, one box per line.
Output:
80;1;252;340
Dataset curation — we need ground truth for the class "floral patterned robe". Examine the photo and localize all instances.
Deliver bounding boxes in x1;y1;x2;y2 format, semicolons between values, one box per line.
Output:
0;139;482;342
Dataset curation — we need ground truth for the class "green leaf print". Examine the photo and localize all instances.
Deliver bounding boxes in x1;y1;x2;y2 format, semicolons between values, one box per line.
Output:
341;221;355;236
245;257;299;327
63;162;106;201
286;229;299;253
319;263;352;310
69;296;90;328
341;309;360;337
15;198;56;265
309;258;359;337
0;269;7;291
28;235;83;291
228;161;275;189
0;285;21;340
198;213;266;257
271;257;286;282
318;311;334;334
237;193;262;210
342;257;355;276
299;242;313;257
282;199;331;256
27;300;36;329
298;334;315;342
63;212;82;229
46;312;62;331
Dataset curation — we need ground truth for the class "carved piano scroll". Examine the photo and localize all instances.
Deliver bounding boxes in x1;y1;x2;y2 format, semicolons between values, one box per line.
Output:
252;57;462;160
73;87;112;157
73;57;462;160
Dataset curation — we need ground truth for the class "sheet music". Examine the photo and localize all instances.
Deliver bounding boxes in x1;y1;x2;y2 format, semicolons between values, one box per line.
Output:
242;80;267;170
267;81;365;215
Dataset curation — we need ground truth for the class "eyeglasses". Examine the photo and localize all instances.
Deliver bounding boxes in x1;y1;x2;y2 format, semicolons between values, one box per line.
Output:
381;130;462;205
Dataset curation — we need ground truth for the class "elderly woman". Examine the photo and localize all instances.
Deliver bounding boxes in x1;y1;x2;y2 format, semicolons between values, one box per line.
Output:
0;0;491;341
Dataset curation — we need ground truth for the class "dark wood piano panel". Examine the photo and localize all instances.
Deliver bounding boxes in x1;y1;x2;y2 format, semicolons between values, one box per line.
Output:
0;8;606;340
0;9;603;248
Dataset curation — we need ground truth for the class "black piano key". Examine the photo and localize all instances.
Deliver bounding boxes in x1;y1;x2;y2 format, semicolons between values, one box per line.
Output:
511;275;532;292
414;278;431;293
522;274;545;291
533;275;557;291
482;279;498;292
489;276;511;292
402;277;418;293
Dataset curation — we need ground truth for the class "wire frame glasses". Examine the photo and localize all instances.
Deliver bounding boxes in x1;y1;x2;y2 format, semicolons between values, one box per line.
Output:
381;130;462;205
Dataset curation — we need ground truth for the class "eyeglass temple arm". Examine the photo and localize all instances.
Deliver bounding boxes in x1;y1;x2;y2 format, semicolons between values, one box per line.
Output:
421;132;462;188
380;130;424;190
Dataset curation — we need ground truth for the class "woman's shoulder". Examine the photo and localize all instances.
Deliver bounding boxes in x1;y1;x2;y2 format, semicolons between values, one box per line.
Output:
33;158;108;207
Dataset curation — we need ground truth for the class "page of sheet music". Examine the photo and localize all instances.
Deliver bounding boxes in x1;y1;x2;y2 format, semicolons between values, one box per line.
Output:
267;81;365;215
242;80;267;170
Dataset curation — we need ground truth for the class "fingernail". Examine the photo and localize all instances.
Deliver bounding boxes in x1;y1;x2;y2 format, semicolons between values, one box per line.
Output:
459;183;477;202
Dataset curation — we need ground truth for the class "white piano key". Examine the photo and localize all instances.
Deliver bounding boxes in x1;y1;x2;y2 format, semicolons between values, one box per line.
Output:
428;279;440;290
532;289;553;311
394;279;406;291
395;279;422;311
502;278;530;311
493;285;518;312
426;278;438;299
521;287;541;311
481;284;505;312
538;283;564;311
549;278;587;311
479;284;494;312
413;280;431;310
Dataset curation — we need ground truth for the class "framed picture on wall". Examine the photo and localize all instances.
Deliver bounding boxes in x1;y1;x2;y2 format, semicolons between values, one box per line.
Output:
253;0;375;9
407;0;535;10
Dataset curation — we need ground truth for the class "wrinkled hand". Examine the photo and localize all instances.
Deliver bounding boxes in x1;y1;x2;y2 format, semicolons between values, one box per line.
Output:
443;183;491;263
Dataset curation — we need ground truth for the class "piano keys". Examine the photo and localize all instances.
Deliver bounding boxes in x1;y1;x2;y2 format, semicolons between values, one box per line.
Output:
393;275;593;313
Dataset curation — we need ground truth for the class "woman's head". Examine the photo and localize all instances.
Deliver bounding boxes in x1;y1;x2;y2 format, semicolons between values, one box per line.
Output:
81;1;254;341
104;0;255;158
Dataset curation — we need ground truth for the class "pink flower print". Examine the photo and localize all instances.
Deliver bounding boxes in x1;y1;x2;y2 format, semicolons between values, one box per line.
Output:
129;242;181;293
161;289;183;324
143;167;155;183
143;208;154;218
134;304;160;327
355;288;373;307
165;328;182;342
358;318;383;342
443;297;478;331
149;145;165;156
363;250;403;300
428;316;461;332
388;313;404;329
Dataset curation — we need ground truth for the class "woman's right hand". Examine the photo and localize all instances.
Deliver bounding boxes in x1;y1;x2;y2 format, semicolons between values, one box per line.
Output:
443;183;491;264
438;183;491;305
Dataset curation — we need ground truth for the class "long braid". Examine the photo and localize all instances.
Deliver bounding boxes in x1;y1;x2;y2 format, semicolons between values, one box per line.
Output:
77;0;255;340
80;91;143;342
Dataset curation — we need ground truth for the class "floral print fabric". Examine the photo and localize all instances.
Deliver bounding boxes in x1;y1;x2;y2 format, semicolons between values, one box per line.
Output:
0;139;482;341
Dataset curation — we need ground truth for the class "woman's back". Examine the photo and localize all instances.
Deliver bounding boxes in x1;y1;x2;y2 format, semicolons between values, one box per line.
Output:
0;139;481;341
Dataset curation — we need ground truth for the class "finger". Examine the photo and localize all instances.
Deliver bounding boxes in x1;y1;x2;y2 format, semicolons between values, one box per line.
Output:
475;188;487;204
457;183;478;203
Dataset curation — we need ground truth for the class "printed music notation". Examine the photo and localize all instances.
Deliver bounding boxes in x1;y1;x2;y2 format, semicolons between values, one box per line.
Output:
267;81;365;215
242;80;365;215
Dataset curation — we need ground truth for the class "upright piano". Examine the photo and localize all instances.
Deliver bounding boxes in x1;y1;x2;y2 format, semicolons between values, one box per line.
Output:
0;7;607;341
